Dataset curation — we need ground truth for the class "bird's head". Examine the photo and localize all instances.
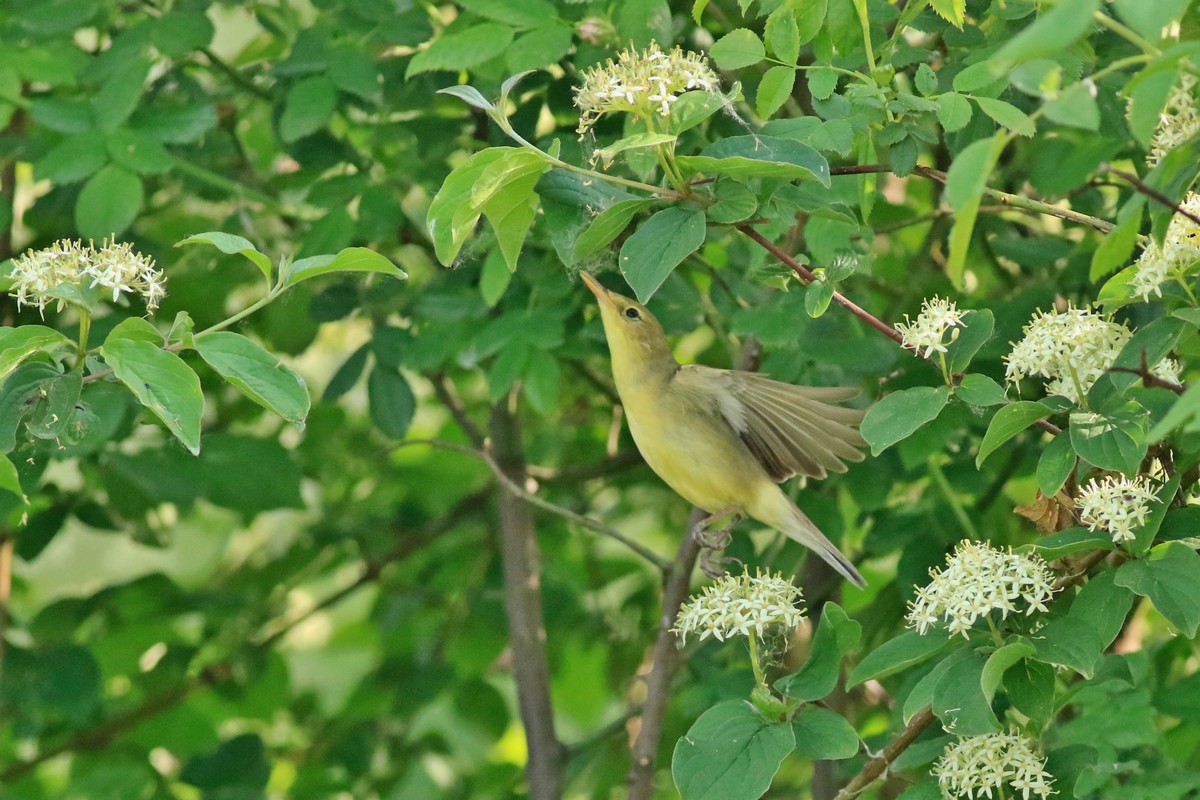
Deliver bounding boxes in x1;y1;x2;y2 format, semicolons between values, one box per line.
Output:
580;272;677;382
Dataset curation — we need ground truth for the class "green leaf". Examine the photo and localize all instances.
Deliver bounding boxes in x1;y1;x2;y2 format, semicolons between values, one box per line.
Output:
34;134;107;184
936;92;973;132
575;200;656;260
932;652;1001;735
1072;573;1136;649
706;180;758;224
457;0;557;28
954;63;1003;94
92;57;150;132
406;23;516;77
194;332;309;428
709;29;766;70
0;453;24;502
1149;381;1200;439
76;164;143;239
860;386;952;456
993;0;1103;66
805;281;834;318
505;23;574;72
1036;430;1076;496
807;68;838;101
596;133;678;167
930;0;965;27
1112;0;1190;41
436;84;495;112
0;363;61;453
975;401;1052;468
1090;200;1143;280
765;7;800;64
176;232;273;284
1004;659;1055;726
1027;527;1114;559
1044;82;1100;130
105;317;162;344
956;374;1007;407
105;128;174;175
480;248;512;308
100;339;203;454
667;91;727;135
848;629;953;687
0;326;73;382
915;64;939;96
981;641;1037;702
945;136;998;211
1114;543;1200;637
279;76;337;143
973;96;1036;137
756;66;796;118
368;367;416;438
1032;617;1104;677
619;206;707;303
945;309;994;372
427;147;510;266
1069;408;1147;476
672;700;795;800
677;136;831;186
523;350;560;415
285;247;407;288
776;603;861;701
1089;317;1188;406
791;705;860;760
795;0;828;45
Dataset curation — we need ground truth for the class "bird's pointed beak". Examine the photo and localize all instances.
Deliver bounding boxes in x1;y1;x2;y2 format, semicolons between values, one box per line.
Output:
580;272;615;308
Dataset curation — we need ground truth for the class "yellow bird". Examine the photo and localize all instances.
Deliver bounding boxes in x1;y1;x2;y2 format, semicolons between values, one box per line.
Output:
581;272;867;588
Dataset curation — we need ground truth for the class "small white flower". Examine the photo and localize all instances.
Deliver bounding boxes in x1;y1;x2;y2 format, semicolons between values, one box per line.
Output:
8;239;166;314
895;296;966;358
1148;67;1199;166
1004;306;1133;404
1075;474;1160;543
906;540;1057;638
672;568;805;645
574;42;720;134
934;733;1056;800
1132;192;1200;301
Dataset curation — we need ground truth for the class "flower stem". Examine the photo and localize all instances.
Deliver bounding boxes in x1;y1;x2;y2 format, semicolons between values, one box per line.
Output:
76;313;91;367
747;635;767;690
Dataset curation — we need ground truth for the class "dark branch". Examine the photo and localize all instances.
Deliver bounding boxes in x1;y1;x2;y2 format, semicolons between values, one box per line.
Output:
1105;166;1200;228
833;706;938;800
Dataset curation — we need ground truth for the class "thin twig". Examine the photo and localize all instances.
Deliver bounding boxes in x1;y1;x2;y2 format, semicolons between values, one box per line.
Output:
402;438;670;570
833;706;938;800
527;450;644;484
432;372;486;447
1104;166;1200;228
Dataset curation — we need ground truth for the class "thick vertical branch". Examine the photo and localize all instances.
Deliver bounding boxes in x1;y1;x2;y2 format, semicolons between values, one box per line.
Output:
626;511;703;799
490;401;565;800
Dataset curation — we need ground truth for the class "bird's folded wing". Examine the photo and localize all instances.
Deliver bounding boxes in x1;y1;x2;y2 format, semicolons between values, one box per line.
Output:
679;366;867;482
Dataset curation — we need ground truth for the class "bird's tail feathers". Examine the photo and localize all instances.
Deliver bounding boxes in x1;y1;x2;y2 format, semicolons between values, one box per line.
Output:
779;504;866;588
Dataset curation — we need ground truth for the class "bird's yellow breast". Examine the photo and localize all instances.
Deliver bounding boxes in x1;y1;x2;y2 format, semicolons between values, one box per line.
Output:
620;380;764;515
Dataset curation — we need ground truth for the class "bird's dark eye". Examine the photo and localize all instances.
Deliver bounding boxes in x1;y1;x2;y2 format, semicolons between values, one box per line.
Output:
624;307;640;319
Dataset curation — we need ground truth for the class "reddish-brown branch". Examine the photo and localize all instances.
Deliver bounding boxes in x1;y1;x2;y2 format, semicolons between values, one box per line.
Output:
737;224;904;344
833;706;938;800
1105;166;1200;228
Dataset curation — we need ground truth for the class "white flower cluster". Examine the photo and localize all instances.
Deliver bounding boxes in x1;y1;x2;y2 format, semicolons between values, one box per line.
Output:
907;540;1056;638
1148;68;1198;166
1004;306;1181;404
1075;474;1159;543
933;733;1056;800
672;568;805;644
574;42;719;133
8;239;166;313
1131;192;1200;301
895;296;966;358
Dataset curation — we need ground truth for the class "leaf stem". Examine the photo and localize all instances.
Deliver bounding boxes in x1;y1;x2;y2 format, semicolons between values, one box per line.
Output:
1093;11;1161;56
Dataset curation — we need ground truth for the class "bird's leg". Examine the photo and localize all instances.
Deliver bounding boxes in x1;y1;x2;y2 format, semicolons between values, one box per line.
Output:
691;506;743;579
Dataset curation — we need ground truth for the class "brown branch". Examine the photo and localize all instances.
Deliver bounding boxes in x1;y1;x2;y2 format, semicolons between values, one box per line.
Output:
1106;366;1186;394
527;450;645;485
737;224;904;344
432;372;486;447
627;509;704;800
1104;166;1200;228
402;438;669;569
490;402;566;800
833;706;938;800
0;532;11;689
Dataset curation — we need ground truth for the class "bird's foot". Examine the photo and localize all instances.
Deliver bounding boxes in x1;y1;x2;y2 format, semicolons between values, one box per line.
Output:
691;507;743;579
